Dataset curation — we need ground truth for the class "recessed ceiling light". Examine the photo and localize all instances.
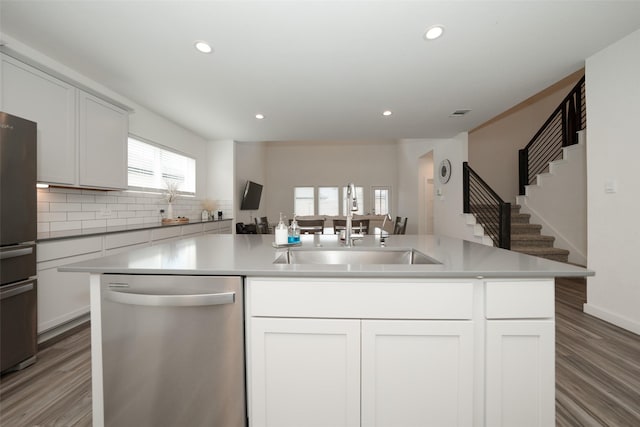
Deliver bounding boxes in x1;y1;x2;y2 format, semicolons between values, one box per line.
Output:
424;25;444;40
194;41;212;54
255;114;265;120
382;110;392;116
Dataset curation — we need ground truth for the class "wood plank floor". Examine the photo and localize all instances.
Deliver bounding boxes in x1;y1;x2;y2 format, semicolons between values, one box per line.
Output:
555;277;640;426
1;278;638;426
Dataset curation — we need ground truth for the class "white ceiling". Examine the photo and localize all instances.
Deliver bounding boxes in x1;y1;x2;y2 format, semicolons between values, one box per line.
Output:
2;1;640;142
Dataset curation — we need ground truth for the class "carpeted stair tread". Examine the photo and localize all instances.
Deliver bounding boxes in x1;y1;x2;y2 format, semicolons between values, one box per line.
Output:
511;234;555;248
511;213;531;224
468;203;570;263
511;223;542;234
511;246;570;263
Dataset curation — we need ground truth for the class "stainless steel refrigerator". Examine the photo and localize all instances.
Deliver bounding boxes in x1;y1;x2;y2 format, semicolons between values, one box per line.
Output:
0;111;38;373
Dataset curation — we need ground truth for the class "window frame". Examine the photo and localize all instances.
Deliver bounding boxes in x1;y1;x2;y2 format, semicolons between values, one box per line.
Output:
318;186;340;216
371;186;391;216
127;135;196;195
294;186;316;216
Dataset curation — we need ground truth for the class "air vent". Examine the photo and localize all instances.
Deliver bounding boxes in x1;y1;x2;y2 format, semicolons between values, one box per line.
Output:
449;109;471;117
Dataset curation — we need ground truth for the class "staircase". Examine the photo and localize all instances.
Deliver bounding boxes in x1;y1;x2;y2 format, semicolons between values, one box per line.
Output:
463;76;585;263
510;204;569;262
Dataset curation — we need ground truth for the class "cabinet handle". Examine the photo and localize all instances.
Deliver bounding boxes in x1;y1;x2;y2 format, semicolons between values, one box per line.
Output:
105;289;235;307
0;280;34;300
0;247;33;259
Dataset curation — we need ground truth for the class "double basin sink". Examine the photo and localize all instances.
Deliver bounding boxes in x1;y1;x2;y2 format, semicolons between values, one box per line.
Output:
274;247;440;265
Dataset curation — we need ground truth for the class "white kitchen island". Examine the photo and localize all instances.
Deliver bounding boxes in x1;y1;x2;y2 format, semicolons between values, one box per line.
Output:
61;233;593;427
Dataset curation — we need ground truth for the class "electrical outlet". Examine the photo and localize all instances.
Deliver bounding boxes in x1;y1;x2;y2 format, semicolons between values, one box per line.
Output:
98;208;113;217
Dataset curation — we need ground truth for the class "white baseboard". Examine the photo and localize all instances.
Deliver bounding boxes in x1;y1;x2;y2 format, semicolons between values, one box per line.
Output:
37;312;91;344
583;303;640;336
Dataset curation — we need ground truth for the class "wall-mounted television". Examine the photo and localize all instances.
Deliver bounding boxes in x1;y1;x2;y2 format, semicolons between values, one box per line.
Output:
240;180;263;210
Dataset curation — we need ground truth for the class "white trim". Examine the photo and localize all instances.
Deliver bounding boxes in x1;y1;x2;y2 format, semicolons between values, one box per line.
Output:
583;303;640;335
90;274;105;427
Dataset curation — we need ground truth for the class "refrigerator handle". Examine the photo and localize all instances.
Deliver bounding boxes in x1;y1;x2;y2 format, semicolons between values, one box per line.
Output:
105;289;235;307
0;247;34;259
0;280;35;300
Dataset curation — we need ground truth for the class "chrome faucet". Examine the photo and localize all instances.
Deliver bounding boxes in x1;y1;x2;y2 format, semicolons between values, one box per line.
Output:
345;183;358;247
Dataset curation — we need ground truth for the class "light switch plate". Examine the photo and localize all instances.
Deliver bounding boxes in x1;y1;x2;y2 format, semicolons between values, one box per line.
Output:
604;180;617;194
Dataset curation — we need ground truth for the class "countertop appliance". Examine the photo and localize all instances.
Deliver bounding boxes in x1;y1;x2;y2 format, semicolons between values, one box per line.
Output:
0;112;38;373
100;274;246;426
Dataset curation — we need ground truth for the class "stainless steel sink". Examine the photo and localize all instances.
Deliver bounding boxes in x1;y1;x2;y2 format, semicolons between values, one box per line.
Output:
273;248;440;265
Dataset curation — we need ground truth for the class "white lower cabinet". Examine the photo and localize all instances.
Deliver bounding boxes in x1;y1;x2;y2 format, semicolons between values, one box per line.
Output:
249;317;475;427
37;236;103;334
250;317;361;427
484;279;555;427
203;219;233;234
361;320;474;427
485;320;555;427
247;277;477;427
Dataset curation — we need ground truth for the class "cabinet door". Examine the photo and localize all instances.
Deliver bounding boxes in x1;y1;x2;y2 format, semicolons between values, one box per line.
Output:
78;91;128;189
218;220;232;234
485;320;555;427
361;320;475;427
249;317;360;427
1;55;76;184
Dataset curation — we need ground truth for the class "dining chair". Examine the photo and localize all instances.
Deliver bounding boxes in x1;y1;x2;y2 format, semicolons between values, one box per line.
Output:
354;219;369;234
393;217;408;235
295;219;325;234
255;216;271;234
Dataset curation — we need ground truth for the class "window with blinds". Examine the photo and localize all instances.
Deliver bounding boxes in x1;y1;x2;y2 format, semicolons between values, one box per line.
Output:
294;187;315;216
128;136;196;194
318;187;339;216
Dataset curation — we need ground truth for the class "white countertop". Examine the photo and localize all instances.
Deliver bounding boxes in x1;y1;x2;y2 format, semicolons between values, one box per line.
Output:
59;233;593;279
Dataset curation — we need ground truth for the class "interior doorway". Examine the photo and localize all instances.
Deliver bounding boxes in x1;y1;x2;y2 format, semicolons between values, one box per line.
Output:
418;151;435;234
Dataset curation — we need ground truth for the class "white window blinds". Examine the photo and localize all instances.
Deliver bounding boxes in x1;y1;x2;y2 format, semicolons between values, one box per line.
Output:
128;137;195;194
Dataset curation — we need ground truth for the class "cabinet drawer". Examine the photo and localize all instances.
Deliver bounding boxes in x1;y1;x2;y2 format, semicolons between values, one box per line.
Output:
485;280;554;319
219;222;232;234
37;236;102;262
104;230;150;250
151;226;182;241
203;222;218;233
182;223;204;236
248;278;474;319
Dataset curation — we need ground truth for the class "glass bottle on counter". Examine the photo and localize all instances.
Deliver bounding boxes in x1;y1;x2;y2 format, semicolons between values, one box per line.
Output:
275;213;288;245
288;215;300;244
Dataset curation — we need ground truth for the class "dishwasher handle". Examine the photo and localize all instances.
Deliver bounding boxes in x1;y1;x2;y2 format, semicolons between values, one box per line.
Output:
105;288;235;307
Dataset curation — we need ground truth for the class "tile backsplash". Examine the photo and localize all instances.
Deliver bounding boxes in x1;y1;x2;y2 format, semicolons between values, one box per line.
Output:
37;187;232;233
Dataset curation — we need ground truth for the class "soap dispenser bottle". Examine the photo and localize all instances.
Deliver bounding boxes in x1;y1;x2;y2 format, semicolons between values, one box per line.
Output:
288;215;301;244
275;213;288;245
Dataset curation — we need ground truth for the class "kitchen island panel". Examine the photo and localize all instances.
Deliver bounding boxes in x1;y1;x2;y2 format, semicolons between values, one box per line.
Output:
248;277;473;319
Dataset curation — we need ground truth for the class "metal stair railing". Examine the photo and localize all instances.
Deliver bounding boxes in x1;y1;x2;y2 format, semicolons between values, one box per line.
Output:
463;162;511;249
518;76;586;195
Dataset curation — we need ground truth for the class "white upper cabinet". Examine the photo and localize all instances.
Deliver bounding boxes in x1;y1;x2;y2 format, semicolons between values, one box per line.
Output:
1;54;76;185
78;91;128;189
1;53;129;190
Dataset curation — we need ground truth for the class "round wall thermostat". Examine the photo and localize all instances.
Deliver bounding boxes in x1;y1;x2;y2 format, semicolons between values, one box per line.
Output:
439;159;452;184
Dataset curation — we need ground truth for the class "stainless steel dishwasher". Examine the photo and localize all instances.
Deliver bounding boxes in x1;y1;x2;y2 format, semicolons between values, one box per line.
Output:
100;274;246;427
